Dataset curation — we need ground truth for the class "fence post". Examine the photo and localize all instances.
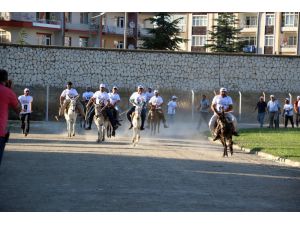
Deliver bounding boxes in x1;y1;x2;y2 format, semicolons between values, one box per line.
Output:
191;90;195;121
262;92;266;101
238;91;242;121
289;93;292;103
45;85;49;121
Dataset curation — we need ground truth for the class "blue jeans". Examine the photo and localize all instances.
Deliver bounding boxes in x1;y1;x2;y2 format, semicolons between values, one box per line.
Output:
0;137;7;166
257;112;265;128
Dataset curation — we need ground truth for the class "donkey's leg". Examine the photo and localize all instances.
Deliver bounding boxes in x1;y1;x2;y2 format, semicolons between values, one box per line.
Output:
229;138;233;155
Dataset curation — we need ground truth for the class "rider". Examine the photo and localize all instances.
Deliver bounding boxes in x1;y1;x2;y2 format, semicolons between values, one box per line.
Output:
18;88;33;137
56;81;85;120
87;83;118;135
127;85;147;130
209;87;239;141
108;86;122;126
82;86;94;130
145;87;154;103
147;90;168;128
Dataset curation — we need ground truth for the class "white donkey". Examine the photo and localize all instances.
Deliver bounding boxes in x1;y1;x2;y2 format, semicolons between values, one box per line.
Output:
64;96;79;137
94;103;112;143
132;103;143;147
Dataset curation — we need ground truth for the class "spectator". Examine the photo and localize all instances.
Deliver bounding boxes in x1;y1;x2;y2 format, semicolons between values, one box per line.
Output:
294;96;300;128
167;96;178;124
283;98;294;128
0;69;19;166
18;88;33;136
267;95;281;129
197;94;210;129
254;96;267;128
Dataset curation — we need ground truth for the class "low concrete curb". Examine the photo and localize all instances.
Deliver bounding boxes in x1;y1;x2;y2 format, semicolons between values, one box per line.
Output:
208;137;300;168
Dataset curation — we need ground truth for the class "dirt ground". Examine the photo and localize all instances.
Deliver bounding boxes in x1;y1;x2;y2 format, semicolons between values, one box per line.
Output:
0;120;299;212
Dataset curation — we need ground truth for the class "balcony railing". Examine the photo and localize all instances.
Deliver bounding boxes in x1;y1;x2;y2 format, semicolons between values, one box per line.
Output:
138;28;153;37
102;25;135;36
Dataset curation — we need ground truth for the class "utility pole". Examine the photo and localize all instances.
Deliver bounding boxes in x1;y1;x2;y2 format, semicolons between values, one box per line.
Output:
61;12;65;46
124;12;127;49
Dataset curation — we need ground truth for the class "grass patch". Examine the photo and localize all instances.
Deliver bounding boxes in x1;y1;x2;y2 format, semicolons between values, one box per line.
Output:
233;128;300;162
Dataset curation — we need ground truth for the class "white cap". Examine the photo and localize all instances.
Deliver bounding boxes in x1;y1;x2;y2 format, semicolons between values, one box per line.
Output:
113;86;118;89
270;95;275;98
99;83;106;88
172;95;177;99
24;88;30;93
137;85;144;89
285;98;290;101
154;90;159;94
220;87;227;92
297;96;300;100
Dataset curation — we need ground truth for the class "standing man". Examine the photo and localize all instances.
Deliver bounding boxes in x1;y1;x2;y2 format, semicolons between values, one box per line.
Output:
282;98;294;128
0;69;19;166
167;96;178;124
145;87;154;103
254;96;267;128
197;94;210;129
127;85;147;130
148;90;168;128
294;96;300;128
82;86;94;130
56;81;85;120
108;86;122;126
209;88;239;140
267;95;281;129
18;88;33;136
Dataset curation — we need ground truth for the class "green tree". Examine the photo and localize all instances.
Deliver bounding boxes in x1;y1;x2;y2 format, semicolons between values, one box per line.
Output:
205;13;246;52
141;13;186;50
18;28;29;45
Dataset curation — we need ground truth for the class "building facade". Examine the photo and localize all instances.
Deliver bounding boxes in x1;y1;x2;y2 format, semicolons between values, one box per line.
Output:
1;12;299;55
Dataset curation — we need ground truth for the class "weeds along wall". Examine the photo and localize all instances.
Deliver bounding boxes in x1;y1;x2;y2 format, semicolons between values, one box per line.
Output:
1;43;300;92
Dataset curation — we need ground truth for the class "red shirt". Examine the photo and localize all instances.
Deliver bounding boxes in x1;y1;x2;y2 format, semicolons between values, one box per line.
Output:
0;84;19;137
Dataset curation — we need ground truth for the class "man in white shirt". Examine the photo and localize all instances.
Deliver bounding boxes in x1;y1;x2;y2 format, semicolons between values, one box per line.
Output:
209;88;238;140
87;83;118;134
282;98;294;128
127;85;147;130
82;86;94;129
267;95;281;129
167;96;177;124
108;86;121;126
197;94;210;129
56;81;85;120
18;88;33;136
147;90;168;128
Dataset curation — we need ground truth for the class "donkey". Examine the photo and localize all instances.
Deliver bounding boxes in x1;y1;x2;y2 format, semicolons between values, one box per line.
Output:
64;96;79;137
215;108;234;157
132;103;143;147
94;103;112;143
148;105;161;135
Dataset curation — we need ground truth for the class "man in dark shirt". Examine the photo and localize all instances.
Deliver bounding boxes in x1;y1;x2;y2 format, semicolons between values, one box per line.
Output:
254;96;267;128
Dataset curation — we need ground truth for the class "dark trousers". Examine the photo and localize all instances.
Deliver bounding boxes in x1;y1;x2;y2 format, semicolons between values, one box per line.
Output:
86;106;95;128
284;115;294;128
127;106;146;128
0;137;6;166
296;113;300;127
20;113;31;134
197;112;210;129
105;108;116;128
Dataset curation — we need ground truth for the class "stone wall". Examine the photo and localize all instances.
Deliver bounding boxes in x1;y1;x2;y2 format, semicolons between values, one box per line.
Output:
1;43;300;92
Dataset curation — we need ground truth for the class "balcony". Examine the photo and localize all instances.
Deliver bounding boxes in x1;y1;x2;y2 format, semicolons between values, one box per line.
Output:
103;25;135;36
240;24;257;33
138;28;153;37
280;45;297;53
33;19;61;29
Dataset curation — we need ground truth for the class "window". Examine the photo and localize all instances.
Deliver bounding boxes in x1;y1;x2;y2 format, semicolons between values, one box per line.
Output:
192;35;206;46
116;41;124;49
287;36;297;46
79;37;88;47
244;36;257;46
80;13;89;24
192;15;208;26
64;36;71;46
37;33;51;45
266;14;275;26
0;30;9;43
265;35;274;46
65;12;72;23
282;12;298;27
172;15;186;32
117;17;124;28
245;16;257;27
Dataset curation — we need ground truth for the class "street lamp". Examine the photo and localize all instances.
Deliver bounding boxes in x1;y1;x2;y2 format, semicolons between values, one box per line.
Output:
91;12;106;48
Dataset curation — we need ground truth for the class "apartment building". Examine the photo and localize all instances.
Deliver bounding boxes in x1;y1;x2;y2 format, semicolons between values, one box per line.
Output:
1;12;299;55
